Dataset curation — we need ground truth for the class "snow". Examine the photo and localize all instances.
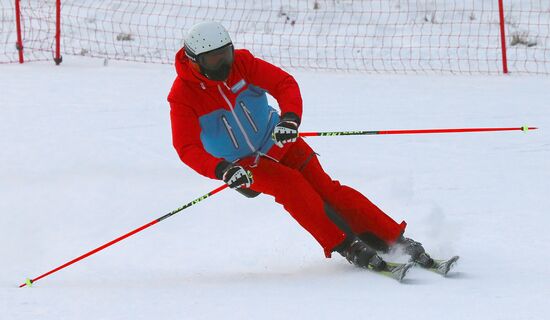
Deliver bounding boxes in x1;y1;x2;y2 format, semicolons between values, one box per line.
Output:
1;56;550;319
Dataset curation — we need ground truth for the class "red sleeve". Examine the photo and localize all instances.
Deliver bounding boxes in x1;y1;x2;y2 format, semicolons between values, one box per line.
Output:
169;102;222;179
238;50;303;120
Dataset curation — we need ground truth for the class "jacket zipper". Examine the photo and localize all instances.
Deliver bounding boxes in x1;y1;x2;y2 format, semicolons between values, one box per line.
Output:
267;109;277;122
217;85;256;153
240;102;258;133
221;115;239;149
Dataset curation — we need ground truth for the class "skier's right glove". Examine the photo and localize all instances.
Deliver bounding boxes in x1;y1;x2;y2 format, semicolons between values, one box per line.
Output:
216;161;253;189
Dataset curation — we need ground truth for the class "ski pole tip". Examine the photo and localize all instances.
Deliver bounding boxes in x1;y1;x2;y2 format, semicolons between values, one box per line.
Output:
521;125;538;132
522;126;539;132
23;278;33;288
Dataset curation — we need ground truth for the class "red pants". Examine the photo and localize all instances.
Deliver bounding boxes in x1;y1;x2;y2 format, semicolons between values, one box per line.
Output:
245;138;406;257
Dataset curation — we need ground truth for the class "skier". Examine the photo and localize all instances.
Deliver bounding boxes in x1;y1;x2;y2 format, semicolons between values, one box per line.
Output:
167;21;435;273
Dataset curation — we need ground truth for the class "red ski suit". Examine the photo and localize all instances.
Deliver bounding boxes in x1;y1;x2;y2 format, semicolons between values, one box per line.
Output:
168;48;406;257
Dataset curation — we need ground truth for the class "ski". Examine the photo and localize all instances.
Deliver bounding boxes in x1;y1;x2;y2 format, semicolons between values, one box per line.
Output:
423;256;460;276
367;261;414;282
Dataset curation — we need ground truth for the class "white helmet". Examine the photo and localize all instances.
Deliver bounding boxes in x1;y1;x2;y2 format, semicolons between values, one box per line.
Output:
184;22;234;81
185;21;232;56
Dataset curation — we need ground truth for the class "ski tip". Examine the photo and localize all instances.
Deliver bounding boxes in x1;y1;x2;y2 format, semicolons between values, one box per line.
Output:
395;263;415;282
435;255;460;264
448;255;460;265
442;256;460;277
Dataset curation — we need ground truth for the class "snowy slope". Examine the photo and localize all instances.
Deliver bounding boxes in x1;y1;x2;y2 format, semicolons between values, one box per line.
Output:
1;57;549;319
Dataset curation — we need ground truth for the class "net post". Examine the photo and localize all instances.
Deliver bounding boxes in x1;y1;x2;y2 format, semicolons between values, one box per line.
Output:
14;0;24;63
497;0;509;74
54;0;62;65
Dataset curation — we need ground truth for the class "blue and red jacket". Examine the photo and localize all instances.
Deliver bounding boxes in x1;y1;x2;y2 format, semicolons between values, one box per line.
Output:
168;48;303;179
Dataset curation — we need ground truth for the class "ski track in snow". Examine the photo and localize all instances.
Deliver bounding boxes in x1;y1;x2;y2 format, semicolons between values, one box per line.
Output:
1;57;549;320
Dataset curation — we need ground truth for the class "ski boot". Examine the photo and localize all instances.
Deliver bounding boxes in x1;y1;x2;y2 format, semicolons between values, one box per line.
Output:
336;237;387;271
396;236;435;268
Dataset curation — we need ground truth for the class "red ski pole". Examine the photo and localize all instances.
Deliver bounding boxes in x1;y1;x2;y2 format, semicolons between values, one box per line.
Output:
300;126;537;137
19;184;228;288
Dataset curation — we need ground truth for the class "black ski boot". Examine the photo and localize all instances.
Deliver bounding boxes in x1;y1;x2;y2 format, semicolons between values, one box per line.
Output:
336;237;387;271
397;236;434;268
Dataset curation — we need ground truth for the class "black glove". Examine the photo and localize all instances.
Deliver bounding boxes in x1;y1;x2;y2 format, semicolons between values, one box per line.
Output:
272;112;301;148
215;161;253;189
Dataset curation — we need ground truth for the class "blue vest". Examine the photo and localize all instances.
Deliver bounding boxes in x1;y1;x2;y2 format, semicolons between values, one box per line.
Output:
198;84;280;162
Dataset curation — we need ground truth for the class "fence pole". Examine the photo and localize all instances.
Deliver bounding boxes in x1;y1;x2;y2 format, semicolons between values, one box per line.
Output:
497;0;509;74
54;0;62;65
14;0;24;63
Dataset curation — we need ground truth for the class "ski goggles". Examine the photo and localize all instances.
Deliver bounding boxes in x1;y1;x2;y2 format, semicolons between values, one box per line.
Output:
196;44;234;71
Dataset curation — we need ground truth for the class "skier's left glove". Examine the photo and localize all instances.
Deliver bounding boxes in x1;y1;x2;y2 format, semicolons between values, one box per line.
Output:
272;112;301;148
